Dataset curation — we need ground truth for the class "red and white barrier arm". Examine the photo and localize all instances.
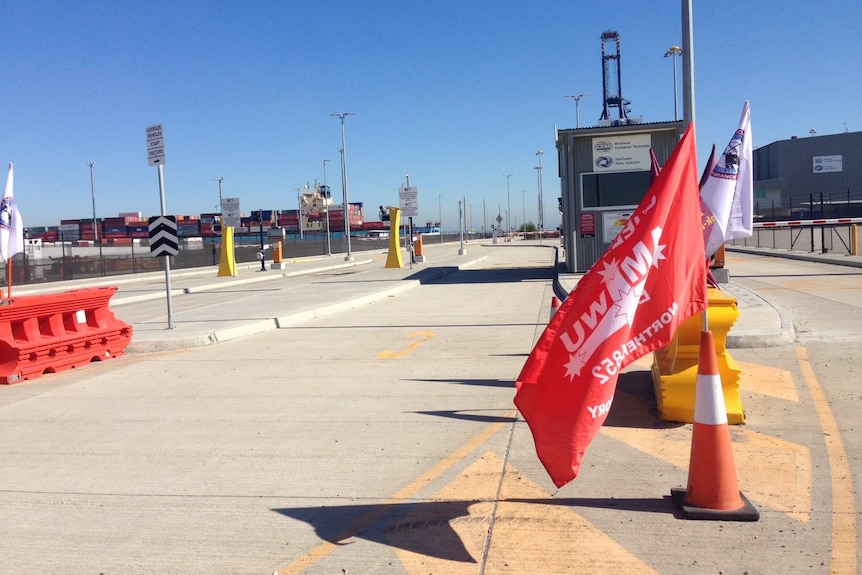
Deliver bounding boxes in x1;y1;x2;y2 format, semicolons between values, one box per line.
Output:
755;217;862;228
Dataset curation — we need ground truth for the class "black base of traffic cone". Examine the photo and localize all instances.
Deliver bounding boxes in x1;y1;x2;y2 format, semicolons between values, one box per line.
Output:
671;488;760;521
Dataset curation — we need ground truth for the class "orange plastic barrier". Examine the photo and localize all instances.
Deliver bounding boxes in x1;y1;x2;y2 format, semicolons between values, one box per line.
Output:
0;287;133;384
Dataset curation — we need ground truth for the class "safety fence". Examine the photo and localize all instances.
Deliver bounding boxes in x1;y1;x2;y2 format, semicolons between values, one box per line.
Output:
754;188;862;222
3;232;478;286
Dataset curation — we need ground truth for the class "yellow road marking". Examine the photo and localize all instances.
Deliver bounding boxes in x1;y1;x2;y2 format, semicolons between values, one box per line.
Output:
274;412;512;574
738;360;799;402
388;452;659;574
796;345;857;575
378;331;435;359
602;423;812;521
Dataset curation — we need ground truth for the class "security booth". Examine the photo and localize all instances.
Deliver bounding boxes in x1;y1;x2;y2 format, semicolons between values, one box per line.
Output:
557;121;684;272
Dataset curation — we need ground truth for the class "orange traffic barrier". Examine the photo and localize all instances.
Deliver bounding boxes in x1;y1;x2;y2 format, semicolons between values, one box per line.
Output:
273;241;283;264
414;233;424;257
549;296;560;321
671;330;759;521
0;287;133;384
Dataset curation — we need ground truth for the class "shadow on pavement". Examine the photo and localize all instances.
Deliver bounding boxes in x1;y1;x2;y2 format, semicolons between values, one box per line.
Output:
405;377;513;388
273;500;477;563
410;409;517;424
427;266;554;284
273;493;676;564
602;369;685;430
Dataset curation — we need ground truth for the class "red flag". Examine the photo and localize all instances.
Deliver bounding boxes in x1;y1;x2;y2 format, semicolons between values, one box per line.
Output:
514;124;707;488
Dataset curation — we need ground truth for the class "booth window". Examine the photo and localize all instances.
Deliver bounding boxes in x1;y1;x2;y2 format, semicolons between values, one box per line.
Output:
581;171;651;209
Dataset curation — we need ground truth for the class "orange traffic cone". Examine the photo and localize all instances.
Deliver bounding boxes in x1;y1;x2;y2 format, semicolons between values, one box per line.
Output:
549;296;560;322
671;330;759;521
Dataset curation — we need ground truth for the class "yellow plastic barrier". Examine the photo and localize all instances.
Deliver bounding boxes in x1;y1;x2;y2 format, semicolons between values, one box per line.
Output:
217;227;238;277
385;207;404;268
651;287;744;424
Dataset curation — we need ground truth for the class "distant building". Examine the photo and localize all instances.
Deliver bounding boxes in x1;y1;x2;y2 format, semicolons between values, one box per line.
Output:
754;130;862;219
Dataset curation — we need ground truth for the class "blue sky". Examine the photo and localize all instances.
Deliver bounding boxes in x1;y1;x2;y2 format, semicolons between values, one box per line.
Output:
3;1;860;230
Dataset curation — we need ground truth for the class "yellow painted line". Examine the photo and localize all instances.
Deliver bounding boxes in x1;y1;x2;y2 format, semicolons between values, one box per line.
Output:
390;452;659;574
738;360;799;402
796;345;857;575
378;331;435;359
602;424;812;521
274;412;512;574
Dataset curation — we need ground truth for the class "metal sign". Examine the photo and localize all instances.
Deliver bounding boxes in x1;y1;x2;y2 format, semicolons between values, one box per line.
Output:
221;197;241;228
579;212;596;238
146;124;166;166
813;155;843;173
591;133;651;172
148;216;179;256
398;186;419;218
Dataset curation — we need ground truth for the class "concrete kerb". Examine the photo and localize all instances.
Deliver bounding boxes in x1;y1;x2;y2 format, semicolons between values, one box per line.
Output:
111;259;374;306
721;282;796;348
125;255;488;354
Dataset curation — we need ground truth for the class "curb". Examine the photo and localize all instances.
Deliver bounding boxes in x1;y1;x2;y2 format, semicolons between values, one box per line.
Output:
126;256;487;354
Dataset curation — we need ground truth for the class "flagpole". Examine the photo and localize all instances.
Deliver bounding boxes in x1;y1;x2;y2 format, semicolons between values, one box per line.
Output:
6;259;11;301
680;0;707;331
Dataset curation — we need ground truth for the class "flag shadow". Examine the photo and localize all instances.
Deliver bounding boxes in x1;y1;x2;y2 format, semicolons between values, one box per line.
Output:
411;409;517;423
272;495;677;565
272;500;479;563
604;369;685;430
406;377;514;388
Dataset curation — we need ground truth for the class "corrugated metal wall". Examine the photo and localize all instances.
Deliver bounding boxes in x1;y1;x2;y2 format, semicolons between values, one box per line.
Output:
753;132;862;217
557;122;684;272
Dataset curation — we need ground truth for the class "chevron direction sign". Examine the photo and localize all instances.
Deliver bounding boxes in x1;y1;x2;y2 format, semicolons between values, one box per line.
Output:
148;216;180;257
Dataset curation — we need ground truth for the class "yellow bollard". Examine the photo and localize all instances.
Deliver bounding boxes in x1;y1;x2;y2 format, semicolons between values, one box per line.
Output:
651;287;744;424
851;224;858;256
385;207;404;268
217;227;238;277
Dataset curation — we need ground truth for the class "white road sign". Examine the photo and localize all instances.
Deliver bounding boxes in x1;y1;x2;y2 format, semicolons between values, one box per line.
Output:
221;197;241;227
399;186;419;218
146;123;166;167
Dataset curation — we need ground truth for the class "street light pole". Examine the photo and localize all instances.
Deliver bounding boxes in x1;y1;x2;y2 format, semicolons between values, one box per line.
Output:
535;149;544;240
331;113;355;261
521;189;526;234
215;176;225;247
504;174;512;238
564;94;589;128
323;159;332;256
215;176;224;209
88;161;103;275
664;45;682;121
438;193;443;243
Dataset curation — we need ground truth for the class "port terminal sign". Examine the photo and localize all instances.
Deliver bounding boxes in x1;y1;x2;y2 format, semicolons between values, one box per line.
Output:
221;197;241;228
399;186;419;218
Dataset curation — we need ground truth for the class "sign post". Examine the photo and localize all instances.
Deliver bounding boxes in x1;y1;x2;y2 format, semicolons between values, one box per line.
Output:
399;184;419;267
146;123;174;329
